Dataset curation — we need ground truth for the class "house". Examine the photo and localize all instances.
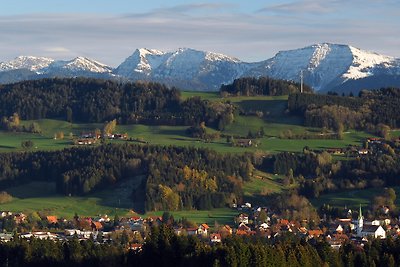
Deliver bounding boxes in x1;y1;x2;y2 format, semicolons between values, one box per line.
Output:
335;224;344;234
0;233;13;242
114;133;128;140
326;148;344;155
236;139;252;147
219;225;233;237
130;243;142;252
95;215;111;223
198;224;210;236
91;221;103;231
367;138;382;144
358;149;369;155
210;233;221;243
308;229;323;238
174;227;184;236
32;232;58;240
361;225;386;239
128;221;145;232
65;229;81;236
237;222;251;232
74;138;97;145
1;211;12;218
186;227;198;236
237;213;249;225
258;223;269;231
80;132;101;139
46;216;58;224
14;213;26;224
381;206;390;215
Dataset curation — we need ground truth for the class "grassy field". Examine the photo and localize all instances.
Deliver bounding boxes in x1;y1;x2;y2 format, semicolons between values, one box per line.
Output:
0;180;239;226
0;93;374;154
180;91;220;101
243;170;283;197
143;208;238;226
1;181;134;218
311;187;400;210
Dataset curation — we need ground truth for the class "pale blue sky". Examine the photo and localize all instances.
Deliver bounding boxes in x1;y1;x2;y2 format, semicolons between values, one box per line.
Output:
0;0;398;66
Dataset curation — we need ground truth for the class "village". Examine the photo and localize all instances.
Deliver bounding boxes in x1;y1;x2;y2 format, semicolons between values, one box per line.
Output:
1;199;399;252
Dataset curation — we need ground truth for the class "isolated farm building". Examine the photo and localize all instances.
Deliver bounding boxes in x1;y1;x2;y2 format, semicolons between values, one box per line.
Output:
236;139;252;147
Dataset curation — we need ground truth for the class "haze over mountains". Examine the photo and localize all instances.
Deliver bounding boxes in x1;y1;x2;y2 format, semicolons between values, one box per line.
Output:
1;43;399;93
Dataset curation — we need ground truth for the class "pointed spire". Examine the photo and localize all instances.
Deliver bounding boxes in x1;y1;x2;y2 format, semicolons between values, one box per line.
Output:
358;204;363;219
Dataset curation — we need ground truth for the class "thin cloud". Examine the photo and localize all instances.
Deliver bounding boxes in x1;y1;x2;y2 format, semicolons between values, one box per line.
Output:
44;47;71;53
154;3;233;13
0;10;398;66
259;0;337;14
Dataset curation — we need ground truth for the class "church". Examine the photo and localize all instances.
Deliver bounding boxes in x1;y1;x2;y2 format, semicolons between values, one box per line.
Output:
355;205;386;239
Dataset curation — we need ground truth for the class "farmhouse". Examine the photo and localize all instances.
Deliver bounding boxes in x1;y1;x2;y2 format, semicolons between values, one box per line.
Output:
235;139;252;147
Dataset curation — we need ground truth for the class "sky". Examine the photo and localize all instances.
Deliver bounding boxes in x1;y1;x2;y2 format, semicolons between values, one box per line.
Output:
0;0;399;66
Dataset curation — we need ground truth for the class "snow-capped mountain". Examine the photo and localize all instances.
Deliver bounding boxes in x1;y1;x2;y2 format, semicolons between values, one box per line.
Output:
245;43;400;91
0;56;54;72
0;56;113;82
115;48;172;78
115;48;253;90
1;43;399;92
42;56;113;75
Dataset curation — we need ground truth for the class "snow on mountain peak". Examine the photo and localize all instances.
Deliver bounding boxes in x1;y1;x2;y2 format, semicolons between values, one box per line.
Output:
61;56;112;73
205;51;240;63
0;56;54;72
343;45;395;80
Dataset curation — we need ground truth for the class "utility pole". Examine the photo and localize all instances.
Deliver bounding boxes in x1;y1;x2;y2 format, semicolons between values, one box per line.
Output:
300;70;303;93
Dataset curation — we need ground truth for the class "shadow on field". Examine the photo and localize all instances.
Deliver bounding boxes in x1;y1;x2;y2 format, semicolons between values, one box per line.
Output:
97;175;146;214
0;145;15;149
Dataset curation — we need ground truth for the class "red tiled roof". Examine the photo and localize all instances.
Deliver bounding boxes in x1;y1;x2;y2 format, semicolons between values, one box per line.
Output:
210;233;221;239
201;223;210;229
308;229;323;236
92;222;103;230
46;216;58;224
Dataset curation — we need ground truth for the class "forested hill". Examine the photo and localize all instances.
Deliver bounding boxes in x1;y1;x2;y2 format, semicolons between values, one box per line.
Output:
0;144;253;211
220;76;313;96
288;88;400;131
0;78;233;127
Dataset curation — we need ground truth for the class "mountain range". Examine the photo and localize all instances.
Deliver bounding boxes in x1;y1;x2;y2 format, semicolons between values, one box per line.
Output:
1;43;399;93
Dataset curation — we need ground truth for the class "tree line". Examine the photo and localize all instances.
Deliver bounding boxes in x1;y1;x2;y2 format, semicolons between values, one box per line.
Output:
0;78;233;128
0;143;253;211
220;76;312;96
1;225;400;266
288;88;400;132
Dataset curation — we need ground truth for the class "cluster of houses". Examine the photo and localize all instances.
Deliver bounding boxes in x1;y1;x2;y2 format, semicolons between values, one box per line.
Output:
228;204;398;249
74;131;128;145
325;136;400;157
2;203;400;250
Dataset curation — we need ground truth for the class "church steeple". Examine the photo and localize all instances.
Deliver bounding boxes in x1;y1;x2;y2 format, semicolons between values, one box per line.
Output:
357;204;364;236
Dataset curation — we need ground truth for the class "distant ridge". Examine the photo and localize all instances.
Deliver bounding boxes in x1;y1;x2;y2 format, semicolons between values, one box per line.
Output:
1;43;399;92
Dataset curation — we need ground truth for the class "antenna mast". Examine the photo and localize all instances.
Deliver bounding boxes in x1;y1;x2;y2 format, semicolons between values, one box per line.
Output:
300;70;303;93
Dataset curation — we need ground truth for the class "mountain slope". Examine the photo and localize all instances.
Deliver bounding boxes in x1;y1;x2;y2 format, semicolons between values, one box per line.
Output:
0;56;113;82
115;48;253;90
0;56;54;72
246;43;400;92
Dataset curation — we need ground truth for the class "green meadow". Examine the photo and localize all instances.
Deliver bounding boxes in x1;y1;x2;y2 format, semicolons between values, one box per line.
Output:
311;187;400;210
0;181;239;226
0;93;371;154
